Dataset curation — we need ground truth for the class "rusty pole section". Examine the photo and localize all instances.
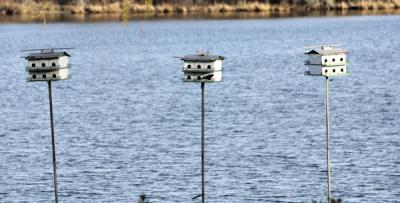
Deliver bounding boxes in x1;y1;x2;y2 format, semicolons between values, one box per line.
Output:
201;81;205;203
48;81;59;203
325;77;331;203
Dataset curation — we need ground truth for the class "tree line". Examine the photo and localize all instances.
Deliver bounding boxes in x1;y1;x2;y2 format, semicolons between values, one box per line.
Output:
17;0;399;6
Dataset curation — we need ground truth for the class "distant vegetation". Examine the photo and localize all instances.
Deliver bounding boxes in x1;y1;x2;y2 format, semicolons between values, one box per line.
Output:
1;0;399;16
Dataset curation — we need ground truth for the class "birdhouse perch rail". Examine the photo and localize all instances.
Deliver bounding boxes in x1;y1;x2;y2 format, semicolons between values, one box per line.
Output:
302;44;343;49
21;47;74;52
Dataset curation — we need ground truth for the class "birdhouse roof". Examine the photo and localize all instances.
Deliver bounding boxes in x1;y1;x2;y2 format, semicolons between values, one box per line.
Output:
180;53;224;62
25;51;70;60
305;46;348;55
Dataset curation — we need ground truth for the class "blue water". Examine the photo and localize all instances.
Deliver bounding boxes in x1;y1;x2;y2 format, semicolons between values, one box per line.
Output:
0;16;399;202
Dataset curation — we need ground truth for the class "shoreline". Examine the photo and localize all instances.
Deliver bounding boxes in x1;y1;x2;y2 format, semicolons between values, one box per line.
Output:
1;9;400;23
1;1;400;15
1;1;400;23
1;10;400;23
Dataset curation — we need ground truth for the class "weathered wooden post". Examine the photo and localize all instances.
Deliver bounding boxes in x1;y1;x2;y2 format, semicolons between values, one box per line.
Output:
304;45;348;203
178;51;224;203
23;48;72;203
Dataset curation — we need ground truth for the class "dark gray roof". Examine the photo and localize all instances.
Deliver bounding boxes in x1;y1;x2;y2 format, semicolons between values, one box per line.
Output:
180;53;224;62
25;51;70;60
305;47;348;55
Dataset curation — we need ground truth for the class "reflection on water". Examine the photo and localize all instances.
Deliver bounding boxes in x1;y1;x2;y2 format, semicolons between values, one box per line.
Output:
0;9;400;23
0;16;400;202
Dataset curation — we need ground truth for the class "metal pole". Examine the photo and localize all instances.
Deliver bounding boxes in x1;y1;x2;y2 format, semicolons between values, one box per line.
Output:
201;82;205;203
48;81;59;203
325;77;331;203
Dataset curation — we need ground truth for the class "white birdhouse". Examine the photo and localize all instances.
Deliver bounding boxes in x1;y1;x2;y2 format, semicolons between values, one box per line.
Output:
24;49;71;82
179;52;224;82
304;46;348;77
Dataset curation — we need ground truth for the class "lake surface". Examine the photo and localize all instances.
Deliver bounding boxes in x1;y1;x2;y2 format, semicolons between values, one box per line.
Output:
0;16;399;202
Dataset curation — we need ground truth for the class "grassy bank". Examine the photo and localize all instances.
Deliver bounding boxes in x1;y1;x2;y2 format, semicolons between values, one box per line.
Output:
1;0;400;16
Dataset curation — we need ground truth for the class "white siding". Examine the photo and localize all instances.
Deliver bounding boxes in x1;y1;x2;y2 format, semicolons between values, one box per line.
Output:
183;61;218;72
58;68;69;79
28;56;68;69
212;71;222;82
322;54;346;67
29;59;52;68
322;65;346;77
58;56;69;68
183;60;223;82
27;69;69;82
183;71;222;82
213;60;222;71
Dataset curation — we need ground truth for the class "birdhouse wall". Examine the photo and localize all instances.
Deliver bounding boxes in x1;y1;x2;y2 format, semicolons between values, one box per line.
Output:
307;65;323;75
212;71;222;81
321;54;346;66
306;64;347;76
58;56;69;68
183;60;222;72
28;59;56;69
213;60;222;71
27;68;69;82
28;56;69;69
306;54;321;65
183;71;222;82
321;65;346;77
